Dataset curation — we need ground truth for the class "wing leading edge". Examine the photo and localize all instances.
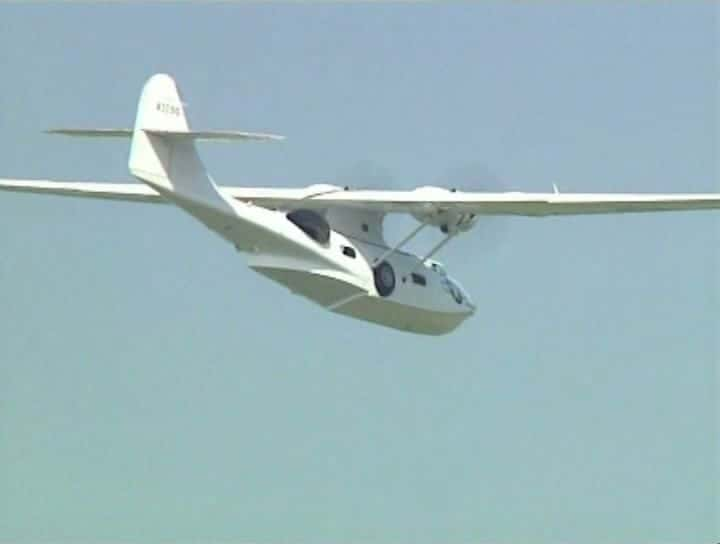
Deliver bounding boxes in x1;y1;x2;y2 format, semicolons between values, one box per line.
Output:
224;187;720;217
2;179;720;216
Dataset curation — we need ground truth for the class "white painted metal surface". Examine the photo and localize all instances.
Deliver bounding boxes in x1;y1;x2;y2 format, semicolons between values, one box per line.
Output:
1;73;719;335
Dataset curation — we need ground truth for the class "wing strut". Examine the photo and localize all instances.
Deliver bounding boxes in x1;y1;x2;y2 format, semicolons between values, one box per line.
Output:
406;232;457;278
373;221;427;265
372;218;461;279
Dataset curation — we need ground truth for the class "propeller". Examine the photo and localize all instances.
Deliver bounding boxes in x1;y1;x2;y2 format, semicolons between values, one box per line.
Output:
328;159;406;244
330;159;397;191
329;159;510;253
433;161;509;252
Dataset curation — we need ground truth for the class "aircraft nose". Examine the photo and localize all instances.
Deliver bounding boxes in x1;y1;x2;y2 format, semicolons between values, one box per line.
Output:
443;276;475;315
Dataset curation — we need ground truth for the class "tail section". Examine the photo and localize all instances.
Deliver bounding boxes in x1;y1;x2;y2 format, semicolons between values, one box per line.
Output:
128;74;230;210
49;74;283;212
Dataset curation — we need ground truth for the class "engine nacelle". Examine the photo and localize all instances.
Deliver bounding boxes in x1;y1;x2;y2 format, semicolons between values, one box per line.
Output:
410;186;478;234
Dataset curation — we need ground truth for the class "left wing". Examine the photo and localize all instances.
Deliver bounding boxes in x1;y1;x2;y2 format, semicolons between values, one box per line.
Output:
0;179;164;203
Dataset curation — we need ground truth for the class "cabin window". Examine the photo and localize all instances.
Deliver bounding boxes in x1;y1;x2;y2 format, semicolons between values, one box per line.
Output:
286;209;330;244
342;246;356;258
411;272;426;286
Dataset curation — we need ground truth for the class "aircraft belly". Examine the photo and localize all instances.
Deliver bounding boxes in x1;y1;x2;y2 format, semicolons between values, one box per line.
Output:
252;267;365;307
251;264;469;334
335;296;469;335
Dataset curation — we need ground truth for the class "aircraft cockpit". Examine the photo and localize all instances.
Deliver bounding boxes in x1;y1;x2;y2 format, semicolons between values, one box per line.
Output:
424;259;474;311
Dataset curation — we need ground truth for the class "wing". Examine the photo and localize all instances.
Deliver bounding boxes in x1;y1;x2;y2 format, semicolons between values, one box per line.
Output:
224;186;720;216
3;180;720;217
0;179;304;205
0;179;164;203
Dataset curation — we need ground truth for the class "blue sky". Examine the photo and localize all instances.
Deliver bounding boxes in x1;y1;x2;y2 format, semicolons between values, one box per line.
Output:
0;3;717;543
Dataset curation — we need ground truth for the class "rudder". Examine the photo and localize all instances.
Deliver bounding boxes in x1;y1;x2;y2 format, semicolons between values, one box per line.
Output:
128;74;230;210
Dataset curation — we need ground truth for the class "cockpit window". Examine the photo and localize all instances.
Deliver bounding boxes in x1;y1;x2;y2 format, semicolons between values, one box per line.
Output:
449;282;463;304
441;277;465;304
286;209;330;244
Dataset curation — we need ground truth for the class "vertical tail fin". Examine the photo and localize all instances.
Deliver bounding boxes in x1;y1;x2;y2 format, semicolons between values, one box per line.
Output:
128;74;230;210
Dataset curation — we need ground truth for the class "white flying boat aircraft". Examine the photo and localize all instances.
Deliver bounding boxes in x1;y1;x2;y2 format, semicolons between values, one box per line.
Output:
2;74;719;335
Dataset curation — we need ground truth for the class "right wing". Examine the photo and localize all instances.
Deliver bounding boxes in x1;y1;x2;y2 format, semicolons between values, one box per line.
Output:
220;186;720;216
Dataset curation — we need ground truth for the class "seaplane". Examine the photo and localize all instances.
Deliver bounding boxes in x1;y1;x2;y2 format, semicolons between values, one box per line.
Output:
2;74;719;335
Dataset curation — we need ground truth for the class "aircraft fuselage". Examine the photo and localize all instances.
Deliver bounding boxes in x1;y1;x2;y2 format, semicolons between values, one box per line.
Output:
206;198;477;335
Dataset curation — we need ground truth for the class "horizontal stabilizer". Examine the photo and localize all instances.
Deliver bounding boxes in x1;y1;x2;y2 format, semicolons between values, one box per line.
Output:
145;129;285;141
47;128;284;142
46;128;132;138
